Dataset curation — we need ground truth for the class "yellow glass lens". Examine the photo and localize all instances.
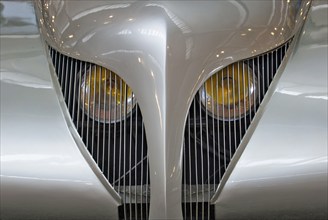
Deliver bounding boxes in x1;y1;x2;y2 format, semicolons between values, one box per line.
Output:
80;65;134;123
201;62;257;120
205;63;252;105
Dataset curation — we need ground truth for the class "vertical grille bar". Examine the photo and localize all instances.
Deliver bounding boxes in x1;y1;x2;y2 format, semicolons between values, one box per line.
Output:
222;69;227;170
48;47;150;220
134;98;138;219
194;101;199;218
237;61;242;144
182;40;292;220
232;60;237;151
113;74;117;187
97;66;101;167
107;70;112;179
72;61;78;122
183;137;187;217
91;65;96;157
64;56;69;101
227;67;232;162
119;77;123;190
144;123;149;219
140;114;144;220
102;67;106;172
198;91;204;220
216;71;221;183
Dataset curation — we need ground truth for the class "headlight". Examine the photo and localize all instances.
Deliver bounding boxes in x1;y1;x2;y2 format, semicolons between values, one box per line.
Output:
200;62;257;121
80;65;135;123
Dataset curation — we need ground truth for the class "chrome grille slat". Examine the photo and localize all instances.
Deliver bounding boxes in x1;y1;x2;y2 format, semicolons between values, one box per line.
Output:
48;47;150;220
193;101;199;218
140;114;144;220
247;59;252;123
91;65;96;157
102;67;106;172
227;67;232;161
113;74;117;187
64;56;69;102
134;99;138;219
183;141;186;218
127;87;131;220
243;62;247;133
216;72;221;182
122;78;127;220
182;40;292;220
118;77;123;190
210;76;215;190
204;73;210;220
232;62;237;151
107;70;112;179
188;110;192;217
72;61;78;122
97;66;101;167
237;61;242;143
257;56;261;106
144;123;149;218
252;58;257;114
86;65;91;152
198;91;205;220
222;69;227;170
58;53;62;86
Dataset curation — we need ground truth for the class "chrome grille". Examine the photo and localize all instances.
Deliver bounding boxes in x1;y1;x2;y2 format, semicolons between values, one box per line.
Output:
182;40;292;220
48;47;150;220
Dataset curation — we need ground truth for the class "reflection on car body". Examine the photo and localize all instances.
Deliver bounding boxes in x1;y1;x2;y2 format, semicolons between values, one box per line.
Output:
0;0;327;219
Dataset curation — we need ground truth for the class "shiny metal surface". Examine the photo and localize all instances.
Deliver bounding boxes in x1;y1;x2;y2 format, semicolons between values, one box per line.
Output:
0;1;38;35
2;0;326;219
213;0;328;219
0;2;120;219
35;1;310;219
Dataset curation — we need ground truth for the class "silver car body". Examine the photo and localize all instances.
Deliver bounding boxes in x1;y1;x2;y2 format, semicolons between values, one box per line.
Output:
0;0;327;219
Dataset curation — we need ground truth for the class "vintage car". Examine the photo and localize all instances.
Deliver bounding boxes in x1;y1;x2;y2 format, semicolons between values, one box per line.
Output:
1;0;327;219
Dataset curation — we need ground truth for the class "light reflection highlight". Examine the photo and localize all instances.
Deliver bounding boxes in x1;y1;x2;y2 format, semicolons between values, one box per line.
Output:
243;157;328;168
72;4;131;21
1;154;70;162
81;32;95;42
117;29;132;35
138;28;164;39
0;175;93;185
0;71;52;89
305;95;328;100
145;3;191;34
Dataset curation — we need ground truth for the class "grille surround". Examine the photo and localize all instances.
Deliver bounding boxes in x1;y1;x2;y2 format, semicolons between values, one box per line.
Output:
182;39;293;220
47;46;150;219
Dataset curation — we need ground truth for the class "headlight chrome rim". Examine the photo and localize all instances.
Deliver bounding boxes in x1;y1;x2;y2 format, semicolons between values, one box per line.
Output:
79;65;135;124
199;62;258;121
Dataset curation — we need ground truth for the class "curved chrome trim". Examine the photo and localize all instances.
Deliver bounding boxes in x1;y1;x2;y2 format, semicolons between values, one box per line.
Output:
179;38;295;211
41;42;122;205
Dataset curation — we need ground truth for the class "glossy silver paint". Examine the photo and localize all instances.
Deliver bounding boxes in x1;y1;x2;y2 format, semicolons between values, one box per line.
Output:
35;1;310;219
1;0;326;219
0;1;119;219
213;1;328;219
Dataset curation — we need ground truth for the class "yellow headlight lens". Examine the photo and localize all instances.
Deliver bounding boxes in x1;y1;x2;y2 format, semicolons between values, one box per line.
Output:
80;65;135;123
200;62;257;120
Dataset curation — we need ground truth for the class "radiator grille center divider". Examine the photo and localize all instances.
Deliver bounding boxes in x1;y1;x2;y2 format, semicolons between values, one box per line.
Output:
182;40;291;220
48;47;150;220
